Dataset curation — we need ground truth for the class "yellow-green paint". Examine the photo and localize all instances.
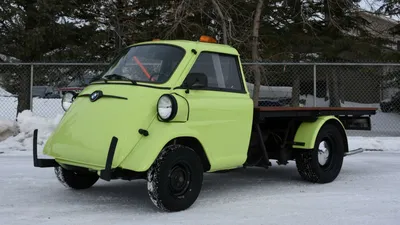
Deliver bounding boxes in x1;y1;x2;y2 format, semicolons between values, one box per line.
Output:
43;39;254;173
292;116;346;149
171;93;189;122
44;84;163;169
118;89;253;172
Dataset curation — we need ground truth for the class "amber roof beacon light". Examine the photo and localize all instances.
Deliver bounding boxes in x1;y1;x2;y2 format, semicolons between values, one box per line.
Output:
199;35;217;43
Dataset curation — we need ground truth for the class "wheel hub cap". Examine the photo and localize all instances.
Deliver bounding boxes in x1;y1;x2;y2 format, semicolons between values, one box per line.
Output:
318;140;330;166
169;164;190;196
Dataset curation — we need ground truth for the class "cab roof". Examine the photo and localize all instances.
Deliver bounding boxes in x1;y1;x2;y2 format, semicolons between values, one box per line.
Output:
129;39;240;56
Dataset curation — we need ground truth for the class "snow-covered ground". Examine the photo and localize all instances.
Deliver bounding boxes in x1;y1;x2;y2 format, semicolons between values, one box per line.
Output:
1;115;399;225
0;150;399;224
0;110;63;155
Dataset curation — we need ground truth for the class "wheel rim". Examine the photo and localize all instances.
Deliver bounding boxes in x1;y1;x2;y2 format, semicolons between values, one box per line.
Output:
169;162;191;196
318;140;331;166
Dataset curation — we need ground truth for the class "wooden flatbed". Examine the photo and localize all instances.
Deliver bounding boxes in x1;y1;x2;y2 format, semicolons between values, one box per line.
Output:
254;107;377;119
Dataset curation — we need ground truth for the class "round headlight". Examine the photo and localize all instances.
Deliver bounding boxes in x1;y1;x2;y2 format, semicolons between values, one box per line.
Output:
61;92;75;111
157;94;177;121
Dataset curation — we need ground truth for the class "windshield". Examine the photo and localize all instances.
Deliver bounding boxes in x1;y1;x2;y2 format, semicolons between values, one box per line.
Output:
97;44;185;84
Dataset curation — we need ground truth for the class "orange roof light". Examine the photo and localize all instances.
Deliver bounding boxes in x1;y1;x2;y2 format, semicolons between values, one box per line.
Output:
152;39;161;41
199;35;217;43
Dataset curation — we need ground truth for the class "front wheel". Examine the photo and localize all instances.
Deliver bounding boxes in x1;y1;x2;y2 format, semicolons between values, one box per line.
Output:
147;144;204;212
54;166;99;189
295;123;345;184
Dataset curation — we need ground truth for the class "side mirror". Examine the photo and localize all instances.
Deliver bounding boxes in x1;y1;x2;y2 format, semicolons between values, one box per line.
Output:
184;72;208;89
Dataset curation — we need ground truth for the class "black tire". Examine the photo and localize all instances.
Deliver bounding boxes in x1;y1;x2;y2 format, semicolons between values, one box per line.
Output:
380;104;390;112
295;123;345;184
54;166;99;189
147;144;203;212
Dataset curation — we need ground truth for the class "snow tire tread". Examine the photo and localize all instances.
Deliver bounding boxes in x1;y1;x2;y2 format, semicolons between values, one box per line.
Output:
54;166;99;190
295;123;345;184
147;144;203;212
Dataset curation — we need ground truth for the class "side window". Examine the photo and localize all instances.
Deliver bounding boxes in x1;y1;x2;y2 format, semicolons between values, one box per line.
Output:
187;53;220;88
219;54;244;91
188;52;244;92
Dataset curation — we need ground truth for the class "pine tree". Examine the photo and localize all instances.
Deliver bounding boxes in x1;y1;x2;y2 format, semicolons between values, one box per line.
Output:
0;0;110;114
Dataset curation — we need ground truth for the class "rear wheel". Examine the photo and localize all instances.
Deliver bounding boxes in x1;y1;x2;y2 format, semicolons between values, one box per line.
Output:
54;166;99;189
380;103;391;112
295;123;345;183
147;144;203;212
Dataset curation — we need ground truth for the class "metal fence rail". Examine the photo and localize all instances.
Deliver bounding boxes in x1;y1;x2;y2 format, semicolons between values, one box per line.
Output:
1;62;400;136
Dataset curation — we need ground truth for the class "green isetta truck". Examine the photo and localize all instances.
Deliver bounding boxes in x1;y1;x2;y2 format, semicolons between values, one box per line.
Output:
33;36;376;212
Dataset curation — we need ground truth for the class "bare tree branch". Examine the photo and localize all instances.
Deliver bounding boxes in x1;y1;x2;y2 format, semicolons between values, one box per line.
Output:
252;0;265;106
211;0;228;44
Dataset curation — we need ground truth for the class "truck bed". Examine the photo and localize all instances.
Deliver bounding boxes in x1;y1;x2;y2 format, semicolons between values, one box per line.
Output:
254;106;377;119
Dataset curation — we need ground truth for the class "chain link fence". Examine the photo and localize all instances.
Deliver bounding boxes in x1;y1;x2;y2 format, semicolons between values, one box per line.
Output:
1;62;400;136
0;63;108;120
242;62;400;136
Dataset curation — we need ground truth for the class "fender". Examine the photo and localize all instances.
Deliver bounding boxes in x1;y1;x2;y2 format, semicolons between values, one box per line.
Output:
292;115;348;151
118;120;213;172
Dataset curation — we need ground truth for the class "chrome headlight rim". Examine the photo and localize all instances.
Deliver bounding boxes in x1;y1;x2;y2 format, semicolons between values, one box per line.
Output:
157;94;178;121
61;91;76;111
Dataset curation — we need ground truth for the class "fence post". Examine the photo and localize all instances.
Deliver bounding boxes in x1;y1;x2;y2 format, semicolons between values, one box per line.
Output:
30;64;33;110
313;64;317;107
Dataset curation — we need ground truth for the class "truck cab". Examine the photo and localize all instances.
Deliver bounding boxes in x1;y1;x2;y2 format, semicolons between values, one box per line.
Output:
33;36;377;212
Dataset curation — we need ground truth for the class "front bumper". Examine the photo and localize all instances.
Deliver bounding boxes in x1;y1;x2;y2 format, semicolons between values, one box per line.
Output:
32;129;119;181
32;129;59;168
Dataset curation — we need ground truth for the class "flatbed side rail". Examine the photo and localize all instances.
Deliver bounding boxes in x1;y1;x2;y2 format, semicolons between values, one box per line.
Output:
254;107;377;120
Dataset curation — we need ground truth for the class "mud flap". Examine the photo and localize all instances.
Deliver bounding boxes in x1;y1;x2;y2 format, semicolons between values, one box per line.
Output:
99;136;119;181
33;129;59;167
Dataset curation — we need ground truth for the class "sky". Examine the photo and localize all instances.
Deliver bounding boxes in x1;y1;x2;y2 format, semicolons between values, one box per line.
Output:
359;0;400;21
359;0;382;11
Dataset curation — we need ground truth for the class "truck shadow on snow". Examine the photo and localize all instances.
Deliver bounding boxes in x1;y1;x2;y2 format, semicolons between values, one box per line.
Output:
55;164;331;212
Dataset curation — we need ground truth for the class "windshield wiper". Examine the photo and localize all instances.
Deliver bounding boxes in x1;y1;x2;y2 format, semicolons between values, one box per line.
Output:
103;74;137;85
89;77;110;85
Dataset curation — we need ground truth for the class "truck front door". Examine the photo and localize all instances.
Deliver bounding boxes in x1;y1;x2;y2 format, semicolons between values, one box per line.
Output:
182;51;253;171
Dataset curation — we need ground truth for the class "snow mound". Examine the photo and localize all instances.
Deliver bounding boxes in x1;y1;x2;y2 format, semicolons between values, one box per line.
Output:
0;110;63;154
348;136;400;152
0;119;17;141
0;87;12;97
